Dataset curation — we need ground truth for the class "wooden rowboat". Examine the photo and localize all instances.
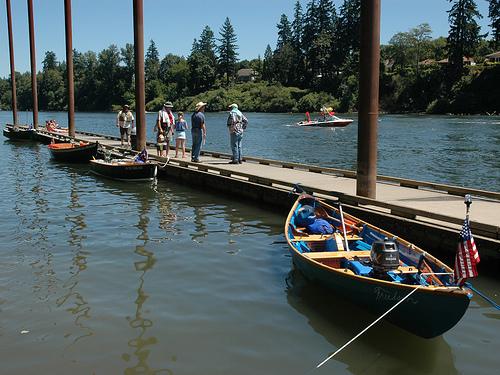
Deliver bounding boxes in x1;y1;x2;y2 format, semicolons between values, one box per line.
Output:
48;142;98;162
90;159;157;181
285;194;472;338
3;126;36;141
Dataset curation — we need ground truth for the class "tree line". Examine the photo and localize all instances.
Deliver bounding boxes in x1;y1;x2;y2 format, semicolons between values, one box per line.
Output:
0;0;499;114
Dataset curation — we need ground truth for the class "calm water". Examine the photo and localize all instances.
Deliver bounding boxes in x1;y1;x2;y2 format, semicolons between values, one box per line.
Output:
1;112;499;375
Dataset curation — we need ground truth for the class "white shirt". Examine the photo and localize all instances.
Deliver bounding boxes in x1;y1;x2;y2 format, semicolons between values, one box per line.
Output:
158;109;174;125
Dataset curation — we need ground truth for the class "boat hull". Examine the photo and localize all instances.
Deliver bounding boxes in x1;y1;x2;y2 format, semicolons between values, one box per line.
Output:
90;159;157;181
3;127;35;141
291;252;470;338
48;142;98;162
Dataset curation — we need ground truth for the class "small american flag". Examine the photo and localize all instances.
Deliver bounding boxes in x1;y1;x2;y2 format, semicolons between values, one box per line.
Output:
134;148;148;163
454;219;480;285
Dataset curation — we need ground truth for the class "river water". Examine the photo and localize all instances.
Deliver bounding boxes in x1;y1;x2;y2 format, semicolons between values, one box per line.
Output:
1;111;499;375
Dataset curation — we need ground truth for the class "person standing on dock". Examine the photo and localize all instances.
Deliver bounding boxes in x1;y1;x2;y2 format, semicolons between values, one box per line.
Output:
226;103;248;164
191;102;207;163
174;111;188;158
156;102;175;157
116;104;134;147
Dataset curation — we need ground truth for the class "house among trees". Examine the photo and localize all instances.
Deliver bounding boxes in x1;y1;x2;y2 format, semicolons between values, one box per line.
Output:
236;68;257;82
485;51;500;63
418;59;436;66
436;57;476;66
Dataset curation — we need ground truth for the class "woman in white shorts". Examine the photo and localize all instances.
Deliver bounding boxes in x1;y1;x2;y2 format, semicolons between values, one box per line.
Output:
174;112;189;158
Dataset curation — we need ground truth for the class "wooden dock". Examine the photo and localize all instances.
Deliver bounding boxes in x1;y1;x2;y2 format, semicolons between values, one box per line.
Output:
20;127;500;263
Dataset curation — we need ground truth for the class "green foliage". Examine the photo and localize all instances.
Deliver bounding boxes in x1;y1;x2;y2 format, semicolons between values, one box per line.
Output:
489;0;500;48
217;17;239;87
447;0;483;76
297;92;339;113
0;2;496;115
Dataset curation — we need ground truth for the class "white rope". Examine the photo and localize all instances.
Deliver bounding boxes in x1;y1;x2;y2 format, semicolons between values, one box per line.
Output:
315;285;422;369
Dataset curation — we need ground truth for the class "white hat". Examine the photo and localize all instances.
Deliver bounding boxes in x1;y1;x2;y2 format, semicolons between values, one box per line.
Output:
195;101;207;111
228;103;238;109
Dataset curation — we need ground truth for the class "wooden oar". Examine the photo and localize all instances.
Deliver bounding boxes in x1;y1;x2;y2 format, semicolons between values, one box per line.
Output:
338;203;350;251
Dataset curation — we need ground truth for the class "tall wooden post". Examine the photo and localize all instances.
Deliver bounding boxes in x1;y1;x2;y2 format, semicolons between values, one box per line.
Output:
27;0;38;128
356;0;381;199
64;0;75;137
133;0;146;151
6;0;17;125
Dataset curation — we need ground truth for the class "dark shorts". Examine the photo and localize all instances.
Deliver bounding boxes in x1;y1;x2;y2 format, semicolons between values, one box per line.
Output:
120;127;130;137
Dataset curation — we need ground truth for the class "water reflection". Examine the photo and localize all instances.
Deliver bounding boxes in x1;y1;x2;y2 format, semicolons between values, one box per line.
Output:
56;171;93;344
11;144;56;301
285;269;458;375
122;189;173;374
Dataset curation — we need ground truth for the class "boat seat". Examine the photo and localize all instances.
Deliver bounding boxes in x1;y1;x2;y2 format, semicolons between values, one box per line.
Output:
303;250;371;260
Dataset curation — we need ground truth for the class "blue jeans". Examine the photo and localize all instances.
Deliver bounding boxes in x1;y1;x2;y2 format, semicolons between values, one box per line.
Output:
230;132;243;162
191;128;203;161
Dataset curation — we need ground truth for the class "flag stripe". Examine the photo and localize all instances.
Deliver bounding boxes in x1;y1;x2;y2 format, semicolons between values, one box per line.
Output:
454;218;479;285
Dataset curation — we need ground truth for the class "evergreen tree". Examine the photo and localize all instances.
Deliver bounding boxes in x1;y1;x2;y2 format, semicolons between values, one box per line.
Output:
188;27;217;93
316;0;335;34
95;44;121;109
490;0;500;48
334;0;361;69
291;1;305;86
276;14;292;50
262;45;274;82
217;17;239;87
302;0;320;81
120;43;135;91
291;1;303;49
145;39;160;82
198;26;217;66
42;51;58;71
447;0;482;76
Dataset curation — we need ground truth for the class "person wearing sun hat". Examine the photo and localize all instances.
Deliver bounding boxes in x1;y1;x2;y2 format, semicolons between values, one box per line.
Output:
190;101;207;163
116;104;134;147
226;103;248;164
156;101;175;157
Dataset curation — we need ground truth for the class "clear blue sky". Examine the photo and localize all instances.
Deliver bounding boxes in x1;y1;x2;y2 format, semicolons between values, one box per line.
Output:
0;0;493;78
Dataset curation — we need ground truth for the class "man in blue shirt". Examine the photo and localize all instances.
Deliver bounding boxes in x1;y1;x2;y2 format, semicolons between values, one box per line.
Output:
191;101;207;162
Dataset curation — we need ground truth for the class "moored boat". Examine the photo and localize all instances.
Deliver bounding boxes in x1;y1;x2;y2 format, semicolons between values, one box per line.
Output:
48;141;98;162
3;125;36;141
90;158;157;181
285;194;472;338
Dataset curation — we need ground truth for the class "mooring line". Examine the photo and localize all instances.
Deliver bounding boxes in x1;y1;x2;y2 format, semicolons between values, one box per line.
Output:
313;285;422;370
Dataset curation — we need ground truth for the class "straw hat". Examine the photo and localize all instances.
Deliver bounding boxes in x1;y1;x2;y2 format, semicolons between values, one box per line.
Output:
195;101;207;111
163;101;173;108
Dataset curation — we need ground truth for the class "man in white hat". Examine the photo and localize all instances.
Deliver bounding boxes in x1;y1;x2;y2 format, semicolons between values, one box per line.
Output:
226;103;248;164
190;101;207;163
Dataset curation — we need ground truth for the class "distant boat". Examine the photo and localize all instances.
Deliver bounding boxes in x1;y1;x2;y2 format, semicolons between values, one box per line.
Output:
3;125;35;141
285;194;472;338
297;116;353;127
48;141;98;162
90;158;157;181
